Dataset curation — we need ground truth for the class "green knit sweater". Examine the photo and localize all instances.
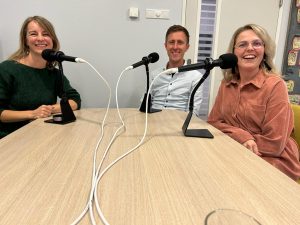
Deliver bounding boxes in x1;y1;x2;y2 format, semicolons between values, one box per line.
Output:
0;60;81;138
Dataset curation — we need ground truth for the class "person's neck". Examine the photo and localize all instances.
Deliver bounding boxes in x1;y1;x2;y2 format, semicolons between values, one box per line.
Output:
166;59;185;69
20;53;46;69
239;67;260;85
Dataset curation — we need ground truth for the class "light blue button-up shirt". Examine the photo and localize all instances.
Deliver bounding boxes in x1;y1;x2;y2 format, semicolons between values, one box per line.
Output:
149;65;203;117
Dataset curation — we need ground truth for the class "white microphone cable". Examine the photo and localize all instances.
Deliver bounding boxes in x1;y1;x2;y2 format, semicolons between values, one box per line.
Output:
93;69;170;225
69;59;112;225
73;66;132;225
88;66;131;225
87;66;132;225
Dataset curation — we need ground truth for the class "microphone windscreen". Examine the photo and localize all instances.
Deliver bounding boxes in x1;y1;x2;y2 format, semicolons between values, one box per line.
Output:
148;52;159;63
42;49;56;61
219;53;238;69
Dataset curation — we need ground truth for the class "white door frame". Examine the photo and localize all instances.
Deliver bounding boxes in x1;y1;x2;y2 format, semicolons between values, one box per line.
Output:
181;0;201;64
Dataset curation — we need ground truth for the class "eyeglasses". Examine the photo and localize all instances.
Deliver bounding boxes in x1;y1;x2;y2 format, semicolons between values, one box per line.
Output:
234;40;264;50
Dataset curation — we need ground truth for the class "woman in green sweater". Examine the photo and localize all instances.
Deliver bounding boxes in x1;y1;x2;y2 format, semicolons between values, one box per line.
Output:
0;16;81;138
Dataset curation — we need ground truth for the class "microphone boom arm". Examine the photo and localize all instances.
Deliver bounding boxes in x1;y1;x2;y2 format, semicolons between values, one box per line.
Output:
182;62;214;138
44;61;76;124
139;63;161;113
188;58;212;112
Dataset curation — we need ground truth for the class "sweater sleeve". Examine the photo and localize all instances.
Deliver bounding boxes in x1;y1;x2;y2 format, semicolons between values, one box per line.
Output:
61;74;81;109
0;64;13;114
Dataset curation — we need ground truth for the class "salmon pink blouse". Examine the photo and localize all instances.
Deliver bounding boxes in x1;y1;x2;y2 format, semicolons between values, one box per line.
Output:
208;70;300;180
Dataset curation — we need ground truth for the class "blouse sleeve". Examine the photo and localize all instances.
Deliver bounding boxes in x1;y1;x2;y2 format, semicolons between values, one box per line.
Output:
207;81;254;143
253;80;294;157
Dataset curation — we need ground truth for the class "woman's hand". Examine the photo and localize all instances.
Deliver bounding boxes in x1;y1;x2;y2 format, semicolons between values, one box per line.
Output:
32;105;54;119
243;139;262;156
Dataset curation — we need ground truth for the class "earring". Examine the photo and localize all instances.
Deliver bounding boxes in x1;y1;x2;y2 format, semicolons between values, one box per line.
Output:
24;45;29;55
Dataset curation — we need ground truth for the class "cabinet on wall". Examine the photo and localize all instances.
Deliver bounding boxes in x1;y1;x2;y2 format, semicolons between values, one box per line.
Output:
283;0;300;105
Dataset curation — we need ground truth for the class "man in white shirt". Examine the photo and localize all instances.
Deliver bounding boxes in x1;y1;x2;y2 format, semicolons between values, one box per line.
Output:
150;25;203;117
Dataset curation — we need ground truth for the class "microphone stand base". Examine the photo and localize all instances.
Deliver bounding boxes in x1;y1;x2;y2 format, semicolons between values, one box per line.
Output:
44;97;76;125
140;108;162;113
182;111;214;138
184;129;214;138
44;114;76;124
139;93;162;114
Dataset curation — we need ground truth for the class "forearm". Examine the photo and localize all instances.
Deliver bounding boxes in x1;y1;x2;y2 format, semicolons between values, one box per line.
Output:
0;104;61;122
0;110;34;122
208;119;254;144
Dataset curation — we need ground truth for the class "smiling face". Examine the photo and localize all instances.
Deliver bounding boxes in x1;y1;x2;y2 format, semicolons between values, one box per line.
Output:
233;29;265;73
25;21;53;56
164;31;190;68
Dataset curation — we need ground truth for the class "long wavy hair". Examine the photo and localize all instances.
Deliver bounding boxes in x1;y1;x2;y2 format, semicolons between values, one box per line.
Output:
224;24;279;81
9;15;60;68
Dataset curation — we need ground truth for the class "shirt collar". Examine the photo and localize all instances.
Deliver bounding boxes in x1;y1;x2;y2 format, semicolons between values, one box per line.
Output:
226;70;266;88
164;60;187;70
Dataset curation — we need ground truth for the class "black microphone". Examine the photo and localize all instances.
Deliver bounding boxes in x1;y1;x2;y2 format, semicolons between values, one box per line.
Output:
166;53;237;73
41;49;85;63
180;54;237;139
130;52;159;69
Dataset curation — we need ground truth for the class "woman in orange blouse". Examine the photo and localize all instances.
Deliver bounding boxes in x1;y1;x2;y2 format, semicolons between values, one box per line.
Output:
207;24;300;181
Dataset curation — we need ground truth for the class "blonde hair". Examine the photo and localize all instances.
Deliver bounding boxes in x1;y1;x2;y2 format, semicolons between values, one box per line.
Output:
224;24;279;81
9;15;60;68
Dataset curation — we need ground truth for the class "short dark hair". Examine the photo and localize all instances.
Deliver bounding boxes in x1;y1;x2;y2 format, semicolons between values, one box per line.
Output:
165;25;189;44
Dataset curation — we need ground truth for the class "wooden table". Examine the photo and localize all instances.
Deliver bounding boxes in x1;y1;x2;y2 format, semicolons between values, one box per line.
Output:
0;108;300;225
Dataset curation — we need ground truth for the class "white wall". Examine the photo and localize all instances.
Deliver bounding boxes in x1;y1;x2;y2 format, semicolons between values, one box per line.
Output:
0;0;183;108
